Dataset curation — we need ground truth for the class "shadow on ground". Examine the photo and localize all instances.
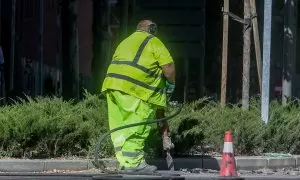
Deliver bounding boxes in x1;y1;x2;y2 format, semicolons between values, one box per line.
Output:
147;155;221;171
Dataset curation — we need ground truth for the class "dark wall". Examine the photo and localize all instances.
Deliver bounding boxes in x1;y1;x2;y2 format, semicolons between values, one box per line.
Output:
1;0;12;97
135;0;206;103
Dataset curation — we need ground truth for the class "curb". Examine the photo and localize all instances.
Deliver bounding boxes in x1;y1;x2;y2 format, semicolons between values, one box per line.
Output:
0;156;299;172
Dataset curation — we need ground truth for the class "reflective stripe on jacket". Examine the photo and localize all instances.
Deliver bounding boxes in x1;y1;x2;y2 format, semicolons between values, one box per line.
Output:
102;31;173;107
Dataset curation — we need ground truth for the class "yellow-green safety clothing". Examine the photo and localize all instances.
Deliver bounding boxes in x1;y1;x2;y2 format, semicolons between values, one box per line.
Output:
106;90;156;168
101;31;174;108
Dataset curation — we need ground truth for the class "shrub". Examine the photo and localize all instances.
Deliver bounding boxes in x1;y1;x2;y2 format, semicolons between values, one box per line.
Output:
1;94;300;159
0;91;113;159
168;98;265;156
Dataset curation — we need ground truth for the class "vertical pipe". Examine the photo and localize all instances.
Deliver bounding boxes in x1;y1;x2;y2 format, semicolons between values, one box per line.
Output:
40;0;44;95
10;0;16;92
261;0;273;123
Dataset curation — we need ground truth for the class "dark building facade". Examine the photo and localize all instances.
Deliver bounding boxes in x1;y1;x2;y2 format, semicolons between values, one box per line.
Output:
1;0;297;104
1;0;94;97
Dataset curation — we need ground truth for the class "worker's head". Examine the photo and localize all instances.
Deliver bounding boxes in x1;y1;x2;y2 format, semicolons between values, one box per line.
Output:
136;20;157;35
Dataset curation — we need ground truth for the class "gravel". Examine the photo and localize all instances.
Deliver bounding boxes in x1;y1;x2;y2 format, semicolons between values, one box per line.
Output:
178;167;300;177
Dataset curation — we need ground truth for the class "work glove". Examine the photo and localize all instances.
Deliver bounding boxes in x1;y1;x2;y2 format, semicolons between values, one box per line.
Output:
166;81;175;97
162;132;175;151
159;121;174;151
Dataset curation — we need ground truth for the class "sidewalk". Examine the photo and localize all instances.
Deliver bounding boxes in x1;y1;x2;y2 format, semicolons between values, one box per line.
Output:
0;156;299;172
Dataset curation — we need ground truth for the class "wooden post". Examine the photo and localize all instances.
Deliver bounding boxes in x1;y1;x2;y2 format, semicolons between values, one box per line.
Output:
242;0;252;110
220;0;229;107
250;0;262;94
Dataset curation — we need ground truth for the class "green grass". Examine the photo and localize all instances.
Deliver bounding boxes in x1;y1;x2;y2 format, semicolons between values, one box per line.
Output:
1;93;300;159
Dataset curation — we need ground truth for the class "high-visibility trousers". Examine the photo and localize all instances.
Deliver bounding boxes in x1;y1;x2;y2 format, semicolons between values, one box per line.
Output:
106;90;156;168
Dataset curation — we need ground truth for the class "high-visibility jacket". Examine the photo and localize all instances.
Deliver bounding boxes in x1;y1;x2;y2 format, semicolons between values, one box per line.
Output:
101;31;174;107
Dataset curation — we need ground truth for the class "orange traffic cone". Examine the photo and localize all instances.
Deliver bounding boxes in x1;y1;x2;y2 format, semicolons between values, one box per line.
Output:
220;130;238;177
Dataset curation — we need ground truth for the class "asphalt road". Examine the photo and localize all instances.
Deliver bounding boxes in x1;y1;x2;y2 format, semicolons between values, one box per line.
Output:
0;171;300;180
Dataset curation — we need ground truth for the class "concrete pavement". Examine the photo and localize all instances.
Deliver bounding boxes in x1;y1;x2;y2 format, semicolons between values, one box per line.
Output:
0;172;300;180
0;156;300;172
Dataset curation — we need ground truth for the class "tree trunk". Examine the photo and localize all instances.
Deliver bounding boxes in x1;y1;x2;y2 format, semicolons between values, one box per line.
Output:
61;0;79;99
220;0;229;107
242;0;252;110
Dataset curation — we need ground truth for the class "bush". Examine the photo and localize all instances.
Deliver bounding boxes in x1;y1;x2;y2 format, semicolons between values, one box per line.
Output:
0;91;113;159
1;94;300;159
168;98;265;156
168;98;300;156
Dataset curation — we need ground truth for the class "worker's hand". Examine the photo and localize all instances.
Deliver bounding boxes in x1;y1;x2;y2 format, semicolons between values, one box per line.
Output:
166;81;175;96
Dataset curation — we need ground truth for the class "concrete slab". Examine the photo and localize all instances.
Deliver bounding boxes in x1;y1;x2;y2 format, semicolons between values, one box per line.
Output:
0;156;299;173
293;155;300;167
202;157;221;170
236;156;268;170
174;157;204;170
44;160;88;171
87;158;119;169
267;157;296;169
0;159;45;172
147;158;168;170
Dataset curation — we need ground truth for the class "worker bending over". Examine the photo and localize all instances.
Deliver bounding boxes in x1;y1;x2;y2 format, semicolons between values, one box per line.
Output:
101;19;176;173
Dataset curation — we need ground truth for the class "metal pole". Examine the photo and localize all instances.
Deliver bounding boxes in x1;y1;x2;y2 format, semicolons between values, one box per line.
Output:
40;0;44;95
261;0;273;124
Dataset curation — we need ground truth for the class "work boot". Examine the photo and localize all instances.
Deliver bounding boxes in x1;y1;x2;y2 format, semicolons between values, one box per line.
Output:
121;161;157;173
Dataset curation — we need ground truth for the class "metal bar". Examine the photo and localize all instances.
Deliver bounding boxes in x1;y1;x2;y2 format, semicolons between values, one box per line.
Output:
261;0;273;124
